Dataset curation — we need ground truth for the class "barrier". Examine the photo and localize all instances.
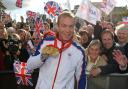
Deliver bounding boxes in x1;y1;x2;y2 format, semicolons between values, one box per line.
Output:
87;73;128;89
0;70;128;89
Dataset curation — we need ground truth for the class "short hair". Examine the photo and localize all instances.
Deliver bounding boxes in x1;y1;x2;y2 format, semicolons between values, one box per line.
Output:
87;39;102;54
115;24;128;35
101;30;114;40
88;39;101;49
10;33;21;41
43;22;50;29
79;29;89;37
17;29;26;35
57;11;75;25
107;22;114;28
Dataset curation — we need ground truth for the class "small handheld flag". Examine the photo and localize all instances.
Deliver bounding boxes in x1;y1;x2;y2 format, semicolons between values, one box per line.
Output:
16;0;22;8
13;61;33;86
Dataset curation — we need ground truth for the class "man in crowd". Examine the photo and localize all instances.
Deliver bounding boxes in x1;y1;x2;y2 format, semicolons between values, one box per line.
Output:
113;24;128;72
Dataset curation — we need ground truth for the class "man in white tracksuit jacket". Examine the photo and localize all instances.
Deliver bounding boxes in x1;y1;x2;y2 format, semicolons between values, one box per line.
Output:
27;11;87;89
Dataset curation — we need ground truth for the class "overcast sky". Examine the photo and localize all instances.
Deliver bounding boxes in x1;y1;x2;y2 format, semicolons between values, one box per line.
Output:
2;0;128;21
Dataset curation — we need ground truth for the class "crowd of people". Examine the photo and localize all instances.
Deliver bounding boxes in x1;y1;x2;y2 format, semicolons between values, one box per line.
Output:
0;11;128;89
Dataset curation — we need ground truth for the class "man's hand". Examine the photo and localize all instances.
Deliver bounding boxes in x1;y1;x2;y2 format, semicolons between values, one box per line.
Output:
40;54;49;62
113;50;127;66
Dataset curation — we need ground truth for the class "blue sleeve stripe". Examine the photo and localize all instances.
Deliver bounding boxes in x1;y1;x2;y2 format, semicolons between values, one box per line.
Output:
33;39;43;56
72;42;87;89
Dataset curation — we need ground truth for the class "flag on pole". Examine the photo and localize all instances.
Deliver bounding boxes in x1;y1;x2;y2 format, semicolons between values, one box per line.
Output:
13;61;33;86
26;11;37;20
100;0;116;15
16;0;22;8
76;0;101;25
35;18;42;37
44;1;62;18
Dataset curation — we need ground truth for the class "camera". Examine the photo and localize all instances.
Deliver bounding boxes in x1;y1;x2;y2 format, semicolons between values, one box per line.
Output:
7;34;21;54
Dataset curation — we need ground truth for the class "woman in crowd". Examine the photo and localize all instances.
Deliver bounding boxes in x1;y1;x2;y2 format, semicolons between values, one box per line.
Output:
79;29;92;48
28;31;43;55
86;39;107;89
85;39;107;74
81;25;94;39
16;29;30;62
43;22;56;38
106;22;118;42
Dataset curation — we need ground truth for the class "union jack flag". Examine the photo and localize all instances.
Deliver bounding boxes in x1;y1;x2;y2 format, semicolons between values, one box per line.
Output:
44;1;62;18
35;17;42;37
16;0;22;8
13;61;33;86
26;11;37;20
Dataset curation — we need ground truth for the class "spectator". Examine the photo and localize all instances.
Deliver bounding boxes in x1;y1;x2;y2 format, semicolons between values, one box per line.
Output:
101;21;108;30
46;18;53;29
82;25;94;39
113;24;128;72
106;22;118;42
43;22;56;38
90;30;123;77
79;29;91;48
19;16;25;29
85;39;107;74
27;31;43;55
0;21;7;71
17;29;30;61
115;23;128;58
94;21;103;40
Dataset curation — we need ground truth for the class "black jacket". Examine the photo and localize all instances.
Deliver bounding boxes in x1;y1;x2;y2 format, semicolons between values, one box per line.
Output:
100;43;123;74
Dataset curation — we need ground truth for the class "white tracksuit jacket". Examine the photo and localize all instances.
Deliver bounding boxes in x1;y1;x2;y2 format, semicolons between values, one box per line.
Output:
27;37;87;89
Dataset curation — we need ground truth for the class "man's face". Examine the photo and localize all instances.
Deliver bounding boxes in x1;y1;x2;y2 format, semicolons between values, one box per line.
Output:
117;30;128;44
57;17;75;42
101;33;113;49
